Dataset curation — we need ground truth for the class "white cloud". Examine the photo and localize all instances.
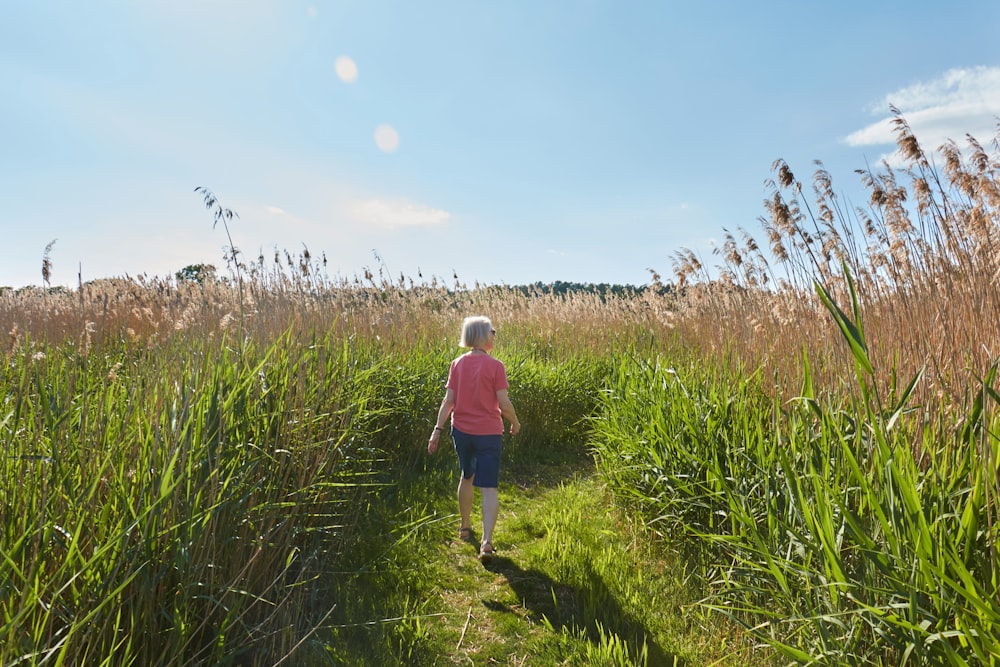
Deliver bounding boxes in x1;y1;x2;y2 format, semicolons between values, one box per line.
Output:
871;67;1000;115
844;66;1000;164
350;198;450;229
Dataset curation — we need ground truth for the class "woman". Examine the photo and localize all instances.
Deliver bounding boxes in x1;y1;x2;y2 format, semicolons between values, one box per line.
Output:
427;315;520;564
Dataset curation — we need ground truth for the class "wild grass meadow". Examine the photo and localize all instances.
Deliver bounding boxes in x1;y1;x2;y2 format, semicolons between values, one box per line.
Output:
2;113;999;665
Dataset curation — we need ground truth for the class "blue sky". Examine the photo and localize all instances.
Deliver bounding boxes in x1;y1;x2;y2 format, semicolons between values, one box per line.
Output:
3;1;1000;289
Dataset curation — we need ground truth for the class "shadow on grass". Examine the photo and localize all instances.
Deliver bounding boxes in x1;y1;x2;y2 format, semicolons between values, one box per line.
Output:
501;443;595;490
479;552;683;667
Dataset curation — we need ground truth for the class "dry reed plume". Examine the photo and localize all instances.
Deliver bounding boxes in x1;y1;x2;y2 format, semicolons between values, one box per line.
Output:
670;109;1000;414
5;109;998;415
2;254;660;364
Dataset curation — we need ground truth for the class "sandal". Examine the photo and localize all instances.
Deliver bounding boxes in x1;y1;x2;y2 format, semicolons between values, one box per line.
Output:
459;527;475;542
478;541;494;564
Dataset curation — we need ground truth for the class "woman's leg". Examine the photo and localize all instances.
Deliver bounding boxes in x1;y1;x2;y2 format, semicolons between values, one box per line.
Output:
480;486;499;546
458;475;475;530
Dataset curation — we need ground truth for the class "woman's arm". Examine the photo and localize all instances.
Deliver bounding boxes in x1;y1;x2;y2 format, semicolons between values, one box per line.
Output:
427;388;456;454
496;389;520;435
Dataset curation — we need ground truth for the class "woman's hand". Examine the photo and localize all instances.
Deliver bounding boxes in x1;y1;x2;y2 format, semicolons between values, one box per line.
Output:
430;391;455;456
497;390;520;436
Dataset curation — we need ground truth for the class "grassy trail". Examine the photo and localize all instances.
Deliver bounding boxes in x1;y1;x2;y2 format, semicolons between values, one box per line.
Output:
366;456;772;666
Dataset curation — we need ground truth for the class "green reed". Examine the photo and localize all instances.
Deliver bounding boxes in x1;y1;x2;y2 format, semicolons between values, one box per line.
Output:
590;274;1000;665
0;328;398;664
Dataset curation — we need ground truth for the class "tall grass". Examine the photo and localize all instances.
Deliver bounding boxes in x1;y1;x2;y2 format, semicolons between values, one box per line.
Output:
0;326;397;663
592;115;1000;664
591;297;1000;664
668;110;1000;408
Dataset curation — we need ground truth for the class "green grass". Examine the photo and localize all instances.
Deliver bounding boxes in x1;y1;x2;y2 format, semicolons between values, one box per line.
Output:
321;450;774;666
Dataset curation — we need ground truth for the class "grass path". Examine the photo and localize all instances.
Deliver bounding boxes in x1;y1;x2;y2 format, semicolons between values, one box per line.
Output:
361;456;774;666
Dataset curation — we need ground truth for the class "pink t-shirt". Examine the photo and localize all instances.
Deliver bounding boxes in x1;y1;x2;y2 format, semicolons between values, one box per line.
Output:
446;352;509;435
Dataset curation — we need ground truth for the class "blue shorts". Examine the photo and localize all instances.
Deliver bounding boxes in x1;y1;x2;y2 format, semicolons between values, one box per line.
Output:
451;427;502;488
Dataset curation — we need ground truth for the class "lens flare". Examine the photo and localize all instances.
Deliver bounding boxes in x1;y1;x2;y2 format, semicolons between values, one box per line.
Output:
334;56;358;83
374;124;400;153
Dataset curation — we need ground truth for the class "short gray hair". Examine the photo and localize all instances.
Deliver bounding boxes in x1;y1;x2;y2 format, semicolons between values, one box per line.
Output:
459;316;494;348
